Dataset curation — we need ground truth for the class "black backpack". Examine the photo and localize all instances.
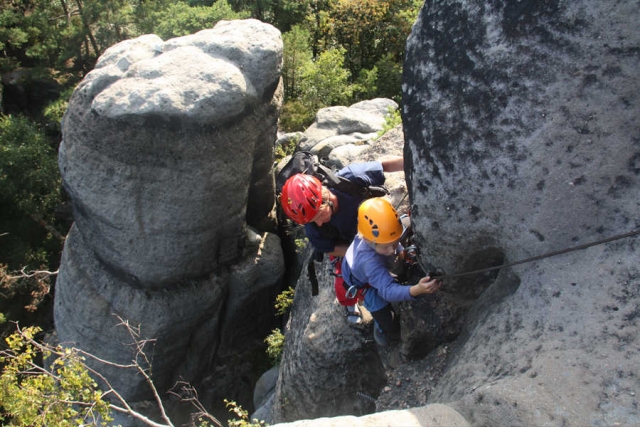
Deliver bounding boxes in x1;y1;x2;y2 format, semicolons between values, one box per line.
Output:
275;151;389;199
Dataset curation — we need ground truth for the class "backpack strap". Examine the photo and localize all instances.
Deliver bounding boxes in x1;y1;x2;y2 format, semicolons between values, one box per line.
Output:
315;163;389;199
307;255;319;296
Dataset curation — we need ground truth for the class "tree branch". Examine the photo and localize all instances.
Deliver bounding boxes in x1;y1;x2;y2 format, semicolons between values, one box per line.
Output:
168;381;223;427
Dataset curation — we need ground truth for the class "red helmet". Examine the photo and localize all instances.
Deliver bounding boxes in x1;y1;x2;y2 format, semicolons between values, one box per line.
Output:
281;174;323;224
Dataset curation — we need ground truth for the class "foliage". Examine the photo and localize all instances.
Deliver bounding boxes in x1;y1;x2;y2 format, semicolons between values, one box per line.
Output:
0;326;114;426
274;134;299;162
352;66;379;102
294;237;309;253
42;87;75;136
275;287;295;316
264;328;284;365
0;0;133;74
376;105;402;138
279;100;315;132
372;53;403;102
0;318;231;427
322;0;418;79
224;399;266;427
0;265;54;335
298;47;353;114
282;25;313;100
145;0;249;40
0;115;64;269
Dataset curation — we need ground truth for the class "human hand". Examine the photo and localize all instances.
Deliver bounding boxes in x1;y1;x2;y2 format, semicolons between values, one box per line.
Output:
409;276;442;297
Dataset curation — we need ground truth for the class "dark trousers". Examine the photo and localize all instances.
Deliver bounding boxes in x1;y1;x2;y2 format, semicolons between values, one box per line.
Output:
370;304;400;338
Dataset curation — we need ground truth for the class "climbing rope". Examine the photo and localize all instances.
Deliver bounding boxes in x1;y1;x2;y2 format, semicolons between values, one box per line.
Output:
420;228;640;280
394;191;408;210
356;391;377;404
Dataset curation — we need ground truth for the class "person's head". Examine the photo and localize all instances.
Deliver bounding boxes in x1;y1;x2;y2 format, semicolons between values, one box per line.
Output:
281;174;333;225
357;197;404;256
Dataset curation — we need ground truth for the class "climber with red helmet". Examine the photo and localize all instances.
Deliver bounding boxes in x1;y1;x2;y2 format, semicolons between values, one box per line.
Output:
341;197;441;346
280;156;403;257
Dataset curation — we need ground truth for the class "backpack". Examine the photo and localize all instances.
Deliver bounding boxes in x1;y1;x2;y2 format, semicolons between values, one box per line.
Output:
275;151;389;199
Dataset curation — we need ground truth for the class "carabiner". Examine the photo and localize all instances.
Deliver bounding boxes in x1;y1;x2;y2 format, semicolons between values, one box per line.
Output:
345;286;358;300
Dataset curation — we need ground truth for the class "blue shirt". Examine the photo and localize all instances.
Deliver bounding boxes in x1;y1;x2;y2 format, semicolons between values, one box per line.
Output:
342;236;414;303
304;161;385;253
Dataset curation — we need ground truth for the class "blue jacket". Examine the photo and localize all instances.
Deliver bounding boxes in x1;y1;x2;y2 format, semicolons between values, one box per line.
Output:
342;236;415;303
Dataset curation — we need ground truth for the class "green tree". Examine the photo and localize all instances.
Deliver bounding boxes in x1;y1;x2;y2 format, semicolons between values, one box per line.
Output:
352;66;379;102
282;25;313;100
0;115;64;270
146;0;250;40
0;320;268;427
298;47;352;113
323;0;418;80
0;326;113;426
0;0;137;74
373;53;403;102
251;0;313;32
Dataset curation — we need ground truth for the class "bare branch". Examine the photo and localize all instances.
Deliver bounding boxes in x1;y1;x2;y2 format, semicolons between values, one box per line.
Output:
113;314;174;427
7;267;59;280
30;213;66;242
168;381;223;427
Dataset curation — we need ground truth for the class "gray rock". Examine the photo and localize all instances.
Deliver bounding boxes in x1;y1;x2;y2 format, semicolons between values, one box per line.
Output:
253;366;279;410
298;100;395;152
326;143;375;169
270;403;470;427
59;19;282;287
55;19;285;403
251;392;275;425
276;132;303;148
349;98;398;116
310;133;374;160
271;250;386;422
403;0;639;426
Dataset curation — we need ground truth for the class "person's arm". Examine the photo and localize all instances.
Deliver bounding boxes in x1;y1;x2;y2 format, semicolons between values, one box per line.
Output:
380;156;404;173
409;276;442;297
326;243;349;257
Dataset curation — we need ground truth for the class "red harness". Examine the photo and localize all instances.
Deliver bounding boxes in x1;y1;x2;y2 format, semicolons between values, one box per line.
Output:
331;256;367;306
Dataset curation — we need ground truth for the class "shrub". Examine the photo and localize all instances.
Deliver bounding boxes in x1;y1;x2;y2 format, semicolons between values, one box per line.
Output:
264;328;284;365
274;286;295;316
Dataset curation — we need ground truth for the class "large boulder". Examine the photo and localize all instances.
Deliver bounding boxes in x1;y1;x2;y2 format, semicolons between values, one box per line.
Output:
55;19;285;404
59;19;282;286
298;98;398;158
403;1;639;426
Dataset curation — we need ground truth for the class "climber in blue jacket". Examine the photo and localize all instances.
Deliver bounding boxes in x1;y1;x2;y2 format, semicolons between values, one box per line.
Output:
341;197;441;346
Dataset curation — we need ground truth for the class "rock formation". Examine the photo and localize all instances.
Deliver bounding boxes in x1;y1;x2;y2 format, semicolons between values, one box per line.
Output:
403;0;638;425
269;0;639;426
55;18;285;408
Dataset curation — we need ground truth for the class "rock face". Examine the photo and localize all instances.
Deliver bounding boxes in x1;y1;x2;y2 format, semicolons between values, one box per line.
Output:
402;1;639;426
55;19;285;403
269;0;638;426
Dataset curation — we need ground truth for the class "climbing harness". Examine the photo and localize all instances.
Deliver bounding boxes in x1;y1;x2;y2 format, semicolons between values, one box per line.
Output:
419;228;640;280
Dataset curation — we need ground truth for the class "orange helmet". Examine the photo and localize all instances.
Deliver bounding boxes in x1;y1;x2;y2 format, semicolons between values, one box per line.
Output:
358;198;403;244
281;174;323;224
